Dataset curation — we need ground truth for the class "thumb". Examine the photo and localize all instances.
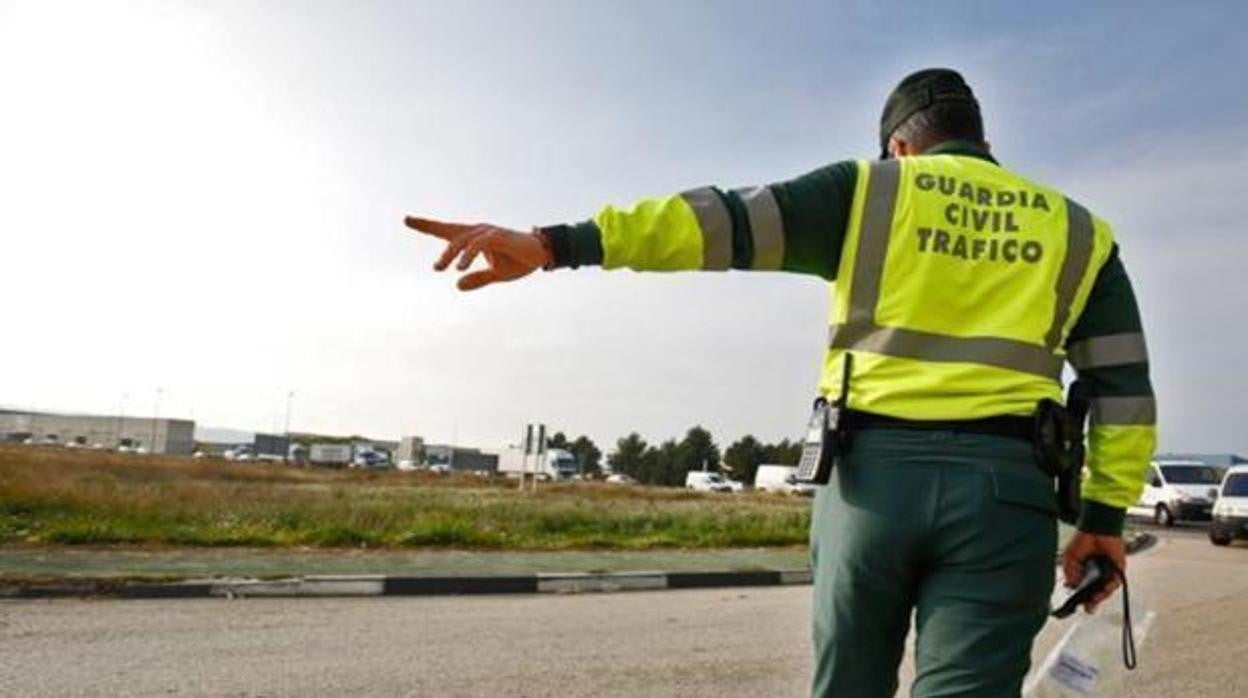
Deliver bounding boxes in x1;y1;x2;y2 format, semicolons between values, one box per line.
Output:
457;269;500;292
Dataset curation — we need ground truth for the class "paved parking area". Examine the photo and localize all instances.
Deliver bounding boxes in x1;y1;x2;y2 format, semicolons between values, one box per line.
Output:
1;526;1243;697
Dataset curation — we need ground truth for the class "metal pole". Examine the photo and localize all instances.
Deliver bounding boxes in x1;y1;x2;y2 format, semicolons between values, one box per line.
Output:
534;424;546;492
283;391;294;463
521;424;533;492
118;391;127;449
519;449;529;491
151;387;163;454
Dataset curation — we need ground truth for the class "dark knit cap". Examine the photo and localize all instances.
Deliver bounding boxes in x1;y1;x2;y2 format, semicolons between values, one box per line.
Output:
879;68;980;158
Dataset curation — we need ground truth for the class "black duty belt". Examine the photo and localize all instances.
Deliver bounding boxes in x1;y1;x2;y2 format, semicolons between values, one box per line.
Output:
843;409;1034;444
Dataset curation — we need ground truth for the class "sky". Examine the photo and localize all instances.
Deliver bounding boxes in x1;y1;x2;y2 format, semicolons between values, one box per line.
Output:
1;0;1246;454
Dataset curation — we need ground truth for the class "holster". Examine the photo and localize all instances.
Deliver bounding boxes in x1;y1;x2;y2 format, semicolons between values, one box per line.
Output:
1034;382;1090;525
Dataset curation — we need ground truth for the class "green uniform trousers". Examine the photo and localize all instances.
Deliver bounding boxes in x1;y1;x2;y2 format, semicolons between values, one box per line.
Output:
810;428;1057;697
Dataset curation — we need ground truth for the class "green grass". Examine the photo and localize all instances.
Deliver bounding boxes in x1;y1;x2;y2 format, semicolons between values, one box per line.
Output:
0;445;811;550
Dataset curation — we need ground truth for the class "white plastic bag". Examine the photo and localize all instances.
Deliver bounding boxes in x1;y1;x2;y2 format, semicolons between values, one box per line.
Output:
1027;587;1154;697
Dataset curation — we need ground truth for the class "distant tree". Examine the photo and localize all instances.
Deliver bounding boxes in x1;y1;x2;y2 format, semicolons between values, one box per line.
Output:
677;426;720;478
547;431;570;450
570;435;602;477
762;438;801;466
643;439;684;486
724;435;765;485
609;433;648;479
638;444;660;484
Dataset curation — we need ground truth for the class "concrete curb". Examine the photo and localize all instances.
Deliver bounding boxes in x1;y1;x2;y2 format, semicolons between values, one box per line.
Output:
0;533;1155;601
0;569;813;600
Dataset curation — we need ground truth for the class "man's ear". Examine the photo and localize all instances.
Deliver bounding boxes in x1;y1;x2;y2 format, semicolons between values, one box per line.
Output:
888;136;909;158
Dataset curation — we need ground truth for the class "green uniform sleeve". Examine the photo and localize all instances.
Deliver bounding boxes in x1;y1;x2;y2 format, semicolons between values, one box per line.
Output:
1065;246;1157;536
540;161;859;278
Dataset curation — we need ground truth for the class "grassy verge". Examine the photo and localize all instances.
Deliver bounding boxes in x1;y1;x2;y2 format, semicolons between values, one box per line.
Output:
0;445;810;550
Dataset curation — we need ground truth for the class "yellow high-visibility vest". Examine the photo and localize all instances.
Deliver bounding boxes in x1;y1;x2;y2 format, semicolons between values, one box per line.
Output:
822;155;1116;419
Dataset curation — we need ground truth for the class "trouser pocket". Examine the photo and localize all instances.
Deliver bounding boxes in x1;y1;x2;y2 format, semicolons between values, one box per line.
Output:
991;466;1058;517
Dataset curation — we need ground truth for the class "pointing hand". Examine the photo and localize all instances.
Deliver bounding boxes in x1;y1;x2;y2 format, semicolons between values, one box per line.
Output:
405;216;551;291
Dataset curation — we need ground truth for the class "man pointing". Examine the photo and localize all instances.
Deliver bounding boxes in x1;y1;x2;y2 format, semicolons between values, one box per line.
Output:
408;68;1156;697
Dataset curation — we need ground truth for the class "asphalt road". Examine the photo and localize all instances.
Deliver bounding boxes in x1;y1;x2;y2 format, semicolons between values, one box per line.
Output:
1;525;1243;697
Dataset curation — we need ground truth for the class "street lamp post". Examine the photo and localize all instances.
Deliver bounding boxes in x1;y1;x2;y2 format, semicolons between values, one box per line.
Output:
283;390;295;462
150;388;163;454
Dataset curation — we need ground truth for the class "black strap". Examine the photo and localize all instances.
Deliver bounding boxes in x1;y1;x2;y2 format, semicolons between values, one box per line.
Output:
1104;558;1138;670
843;409;1034;444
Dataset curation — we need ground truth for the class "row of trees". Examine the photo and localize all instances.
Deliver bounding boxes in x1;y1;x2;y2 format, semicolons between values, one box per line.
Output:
598;427;802;487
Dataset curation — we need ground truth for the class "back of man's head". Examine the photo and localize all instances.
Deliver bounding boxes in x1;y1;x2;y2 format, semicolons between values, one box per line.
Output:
879;68;984;157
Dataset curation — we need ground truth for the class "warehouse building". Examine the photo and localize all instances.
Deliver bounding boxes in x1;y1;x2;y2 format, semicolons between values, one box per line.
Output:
396;436;425;464
0;409;195;455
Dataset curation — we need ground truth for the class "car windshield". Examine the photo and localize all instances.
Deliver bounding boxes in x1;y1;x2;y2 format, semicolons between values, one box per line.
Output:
1223;474;1248;497
1160;465;1223;484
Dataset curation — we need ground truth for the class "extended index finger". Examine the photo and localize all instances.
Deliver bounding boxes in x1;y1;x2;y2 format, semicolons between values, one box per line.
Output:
404;216;475;240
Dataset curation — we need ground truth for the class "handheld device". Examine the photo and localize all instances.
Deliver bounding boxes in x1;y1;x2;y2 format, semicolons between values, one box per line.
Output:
1051;555;1114;619
794;398;836;484
794;354;853;485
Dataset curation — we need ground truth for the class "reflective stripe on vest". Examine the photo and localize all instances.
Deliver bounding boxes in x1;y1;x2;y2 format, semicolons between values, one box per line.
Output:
1091;396;1156;425
734;186;785;270
828;159;1094;380
1067;332;1149;369
680;188;733;270
1047;200;1094;349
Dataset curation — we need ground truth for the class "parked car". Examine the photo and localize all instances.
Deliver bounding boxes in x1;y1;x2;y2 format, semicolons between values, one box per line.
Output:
1210;465;1248;546
351;450;389;469
754;464;815;496
224;446;253;461
685;471;733;493
605;473;637;485
1128;460;1224;526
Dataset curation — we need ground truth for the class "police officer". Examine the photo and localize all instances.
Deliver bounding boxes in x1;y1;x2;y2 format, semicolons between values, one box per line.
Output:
408;68;1156;697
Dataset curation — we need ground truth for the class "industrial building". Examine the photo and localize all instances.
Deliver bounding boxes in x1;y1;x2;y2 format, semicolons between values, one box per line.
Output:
397;436;425;464
0;409;195;455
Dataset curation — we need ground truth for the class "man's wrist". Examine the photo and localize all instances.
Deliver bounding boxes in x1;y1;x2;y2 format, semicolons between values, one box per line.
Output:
1077;500;1126;536
531;227;556;270
536;220;604;269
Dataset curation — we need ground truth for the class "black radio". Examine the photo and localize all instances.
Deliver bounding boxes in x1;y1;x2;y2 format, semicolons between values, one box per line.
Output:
794;353;853;485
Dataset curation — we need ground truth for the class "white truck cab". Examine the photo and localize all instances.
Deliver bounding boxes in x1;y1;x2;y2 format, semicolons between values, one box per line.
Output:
1129;460;1223;526
685;471;732;493
1210;465;1248;546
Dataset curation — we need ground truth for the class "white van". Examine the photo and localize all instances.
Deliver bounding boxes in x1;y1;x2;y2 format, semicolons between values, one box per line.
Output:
685;471;732;493
754;464;815;497
1128;460;1223;526
1210;465;1248;546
